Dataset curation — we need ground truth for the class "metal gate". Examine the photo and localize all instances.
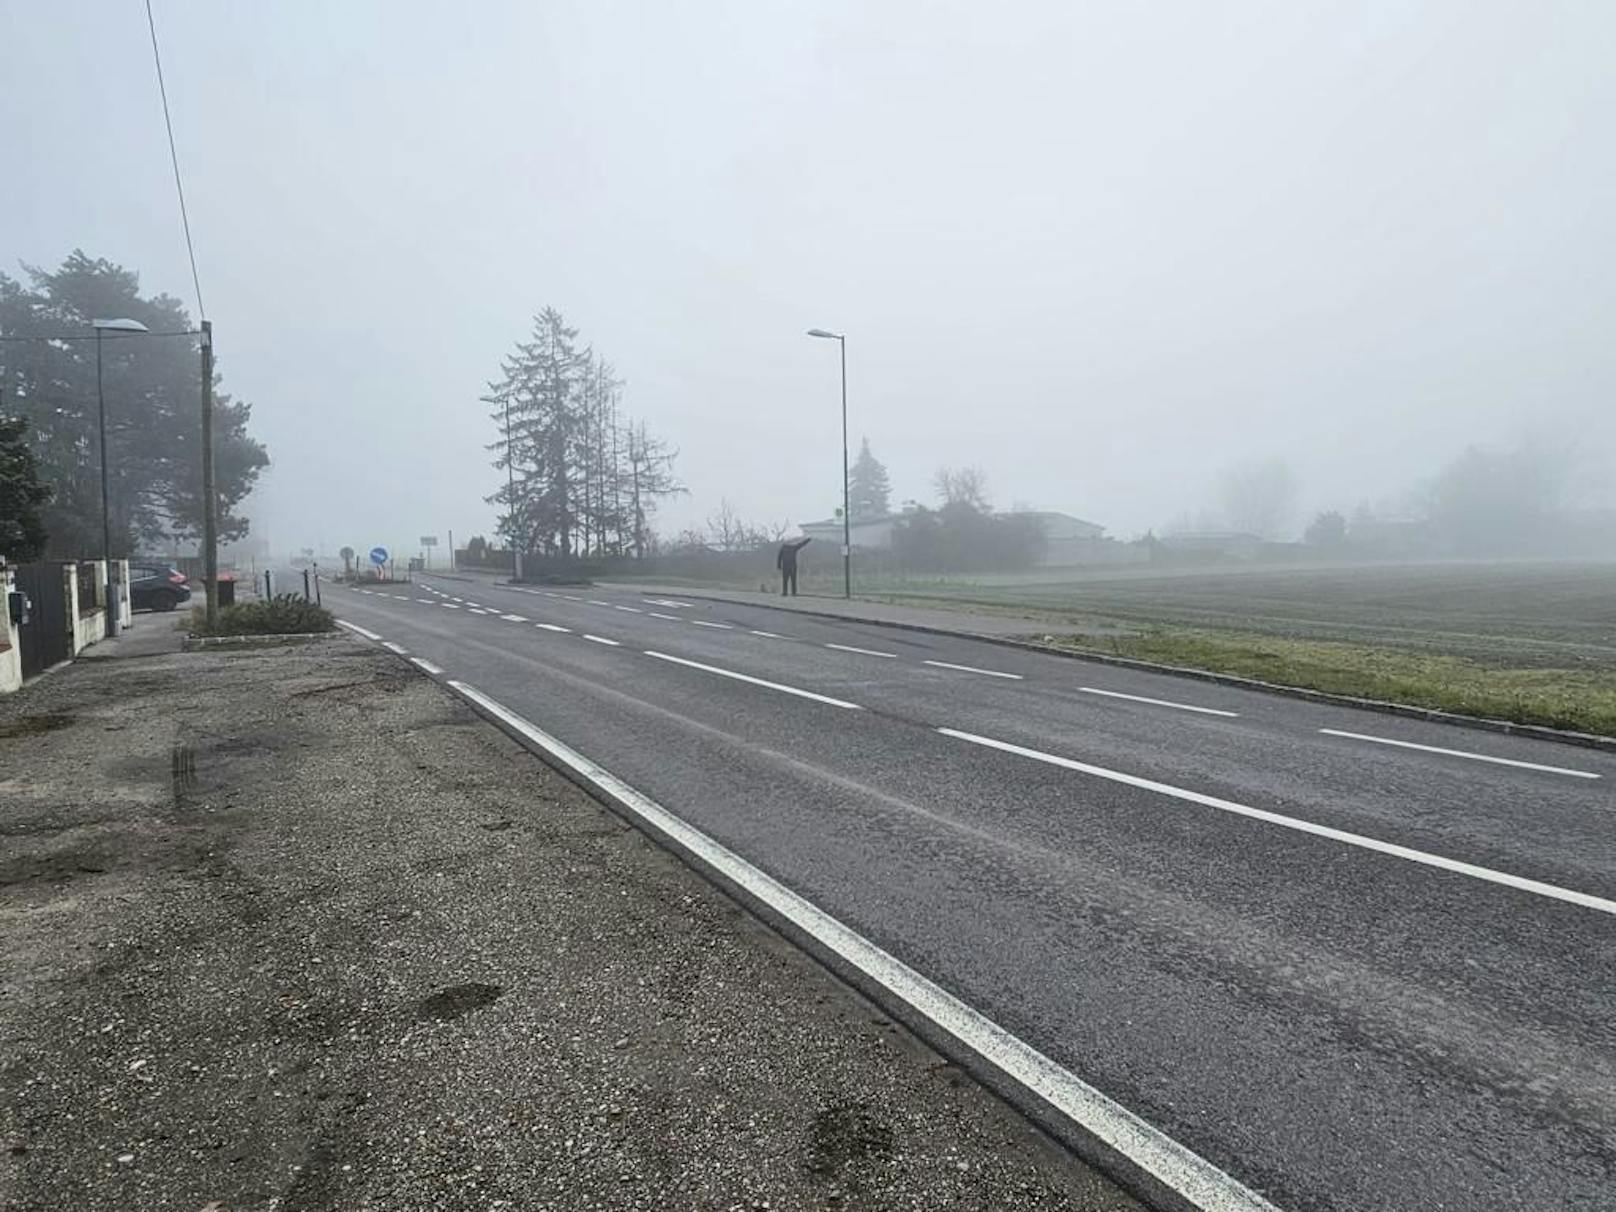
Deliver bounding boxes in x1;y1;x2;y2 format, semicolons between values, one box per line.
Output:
14;562;70;679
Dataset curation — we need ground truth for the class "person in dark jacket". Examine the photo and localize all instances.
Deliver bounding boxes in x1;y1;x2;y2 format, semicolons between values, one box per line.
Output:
777;537;811;596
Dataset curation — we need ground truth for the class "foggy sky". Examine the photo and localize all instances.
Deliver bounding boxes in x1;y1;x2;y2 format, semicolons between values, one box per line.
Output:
5;0;1613;556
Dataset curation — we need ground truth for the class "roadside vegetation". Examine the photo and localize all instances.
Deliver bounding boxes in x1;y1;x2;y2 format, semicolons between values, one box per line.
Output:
1046;628;1616;737
190;594;335;637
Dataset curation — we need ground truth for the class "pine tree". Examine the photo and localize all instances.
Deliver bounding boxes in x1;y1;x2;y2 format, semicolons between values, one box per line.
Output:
0;411;51;561
848;437;891;520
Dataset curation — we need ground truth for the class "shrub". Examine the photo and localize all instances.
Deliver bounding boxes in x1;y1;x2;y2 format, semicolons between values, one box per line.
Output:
192;593;336;636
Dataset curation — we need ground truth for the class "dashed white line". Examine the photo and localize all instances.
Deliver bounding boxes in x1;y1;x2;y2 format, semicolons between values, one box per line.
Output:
691;620;734;630
450;597;464;603
649;612;681;621
335;620;382;641
561;595;583;602
614;605;644;613
644;651;862;710
468;608;490;615
750;630;785;638
500;614;528;622
939;727;1616;917
536;623;571;633
584;634;621;647
410;657;445;675
1319;728;1600;780
1079;686;1239;718
825;642;898;659
382;641;408;655
442;681;1279;1212
588;599;611;606
923;659;1023;680
441;603;460;609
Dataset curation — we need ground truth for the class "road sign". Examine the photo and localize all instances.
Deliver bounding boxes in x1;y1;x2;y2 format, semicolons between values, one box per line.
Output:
420;535;438;547
369;546;388;566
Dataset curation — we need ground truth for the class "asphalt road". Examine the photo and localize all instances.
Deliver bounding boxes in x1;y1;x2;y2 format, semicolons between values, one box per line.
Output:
330;574;1616;1212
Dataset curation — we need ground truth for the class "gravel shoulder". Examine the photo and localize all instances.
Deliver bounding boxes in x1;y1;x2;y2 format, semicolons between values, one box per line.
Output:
0;631;1138;1211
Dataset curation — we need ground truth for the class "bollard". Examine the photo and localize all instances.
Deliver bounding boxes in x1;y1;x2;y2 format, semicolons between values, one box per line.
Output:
264;570;272;599
303;569;311;602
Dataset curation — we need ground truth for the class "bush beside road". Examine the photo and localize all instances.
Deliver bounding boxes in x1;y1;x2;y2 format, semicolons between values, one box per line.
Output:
0;632;1136;1211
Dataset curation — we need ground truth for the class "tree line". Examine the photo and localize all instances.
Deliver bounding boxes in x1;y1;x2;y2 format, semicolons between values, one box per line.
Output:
484;307;681;563
0;251;267;563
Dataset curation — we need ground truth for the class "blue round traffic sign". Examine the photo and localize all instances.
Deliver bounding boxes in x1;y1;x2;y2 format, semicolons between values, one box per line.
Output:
368;546;389;566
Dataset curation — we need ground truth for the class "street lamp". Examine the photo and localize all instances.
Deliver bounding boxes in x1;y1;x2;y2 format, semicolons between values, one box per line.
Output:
806;328;850;599
92;318;150;635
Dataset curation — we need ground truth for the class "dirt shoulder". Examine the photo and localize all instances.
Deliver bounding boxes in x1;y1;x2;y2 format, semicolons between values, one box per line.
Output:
0;637;1136;1211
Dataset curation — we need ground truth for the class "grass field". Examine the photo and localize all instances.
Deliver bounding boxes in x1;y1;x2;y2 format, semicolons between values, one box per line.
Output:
854;561;1616;736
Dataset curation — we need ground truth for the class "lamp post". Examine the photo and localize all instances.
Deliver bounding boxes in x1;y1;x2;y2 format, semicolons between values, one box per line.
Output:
806;328;850;598
92;318;150;636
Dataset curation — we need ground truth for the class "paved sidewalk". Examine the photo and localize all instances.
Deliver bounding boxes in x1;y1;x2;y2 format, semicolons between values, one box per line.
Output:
76;608;187;661
0;635;1137;1211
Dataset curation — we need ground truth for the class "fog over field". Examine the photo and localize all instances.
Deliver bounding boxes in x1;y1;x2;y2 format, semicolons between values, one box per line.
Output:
4;1;1613;551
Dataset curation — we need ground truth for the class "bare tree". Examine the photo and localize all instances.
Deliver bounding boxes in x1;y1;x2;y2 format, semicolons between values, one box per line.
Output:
934;465;991;512
1217;458;1297;538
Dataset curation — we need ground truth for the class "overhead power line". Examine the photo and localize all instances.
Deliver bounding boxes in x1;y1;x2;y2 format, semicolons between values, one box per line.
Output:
144;0;207;321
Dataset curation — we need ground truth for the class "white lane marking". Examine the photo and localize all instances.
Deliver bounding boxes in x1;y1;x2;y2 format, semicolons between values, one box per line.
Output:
468;608;490;615
1080;686;1239;718
941;728;1616;917
825;642;898;659
643;598;693;608
561;595;583;601
416;598;434;603
393;594;409;600
649;612;681;621
924;659;1023;680
691;620;734;630
468;602;485;608
410;657;445;675
444;682;1279;1212
536;623;571;633
500;613;528;622
544;592;560;598
643;651;862;710
451;597;464;603
335;620;382;641
751;630;786;638
584;634;621;647
588;599;611;606
441;603;460;609
614;605;644;613
382;641;408;655
1318;729;1601;779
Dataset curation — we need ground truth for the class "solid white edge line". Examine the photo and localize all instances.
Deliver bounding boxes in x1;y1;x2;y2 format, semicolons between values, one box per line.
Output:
442;680;1279;1212
924;659;1023;680
335;620;382;641
584;634;621;646
826;642;899;659
643;651;862;710
536;623;571;633
690;620;734;629
1080;686;1239;718
409;657;445;675
381;641;408;655
1318;728;1600;780
939;727;1616;917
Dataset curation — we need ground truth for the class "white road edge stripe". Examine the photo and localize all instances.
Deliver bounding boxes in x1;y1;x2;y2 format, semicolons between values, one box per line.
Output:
924;659;1023;680
644;651;862;710
444;680;1279;1212
826;642;898;659
584;634;621;646
409;657;445;675
940;727;1616;917
335;620;382;641
381;641;408;655
1080;686;1239;718
1318;728;1600;780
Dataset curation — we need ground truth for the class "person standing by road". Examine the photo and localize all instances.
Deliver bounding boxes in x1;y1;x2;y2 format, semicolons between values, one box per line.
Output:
777;537;811;596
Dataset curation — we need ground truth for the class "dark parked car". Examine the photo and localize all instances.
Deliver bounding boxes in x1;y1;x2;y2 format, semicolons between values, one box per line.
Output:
129;564;192;612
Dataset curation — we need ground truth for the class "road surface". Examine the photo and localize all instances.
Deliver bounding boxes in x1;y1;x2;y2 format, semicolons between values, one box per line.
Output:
330;575;1616;1212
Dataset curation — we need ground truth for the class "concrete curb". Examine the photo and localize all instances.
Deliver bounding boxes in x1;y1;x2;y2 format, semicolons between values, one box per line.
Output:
612;586;1616;755
182;631;336;652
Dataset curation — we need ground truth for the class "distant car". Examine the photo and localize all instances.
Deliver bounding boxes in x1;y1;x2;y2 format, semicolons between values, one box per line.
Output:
129;564;192;612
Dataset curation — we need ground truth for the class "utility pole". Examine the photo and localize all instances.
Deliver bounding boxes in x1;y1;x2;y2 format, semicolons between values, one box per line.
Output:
200;320;219;627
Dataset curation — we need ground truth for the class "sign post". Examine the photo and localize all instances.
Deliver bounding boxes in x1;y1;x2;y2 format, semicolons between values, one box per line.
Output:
419;535;438;571
369;546;388;581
